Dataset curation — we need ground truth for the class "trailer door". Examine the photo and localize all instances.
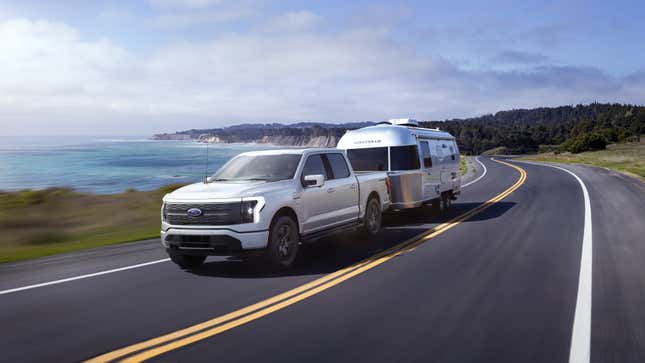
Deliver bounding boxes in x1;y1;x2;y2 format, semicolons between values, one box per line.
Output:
419;140;435;200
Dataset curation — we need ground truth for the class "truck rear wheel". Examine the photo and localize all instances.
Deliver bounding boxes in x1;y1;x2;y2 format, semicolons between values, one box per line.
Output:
168;252;206;270
267;215;299;269
363;197;382;236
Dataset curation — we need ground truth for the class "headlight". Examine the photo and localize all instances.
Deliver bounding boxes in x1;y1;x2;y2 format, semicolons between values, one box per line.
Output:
161;203;167;221
240;201;258;223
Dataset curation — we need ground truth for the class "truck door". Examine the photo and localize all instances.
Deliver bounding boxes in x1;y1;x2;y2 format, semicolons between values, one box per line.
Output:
419;140;435;200
299;154;335;232
324;153;360;226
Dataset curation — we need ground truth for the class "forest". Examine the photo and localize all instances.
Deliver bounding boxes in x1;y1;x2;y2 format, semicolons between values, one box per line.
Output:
420;103;645;154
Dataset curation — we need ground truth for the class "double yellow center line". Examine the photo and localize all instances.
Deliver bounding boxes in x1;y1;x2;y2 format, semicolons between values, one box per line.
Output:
86;158;527;363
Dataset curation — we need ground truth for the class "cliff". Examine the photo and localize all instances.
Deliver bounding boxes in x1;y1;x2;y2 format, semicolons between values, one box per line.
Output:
153;122;371;147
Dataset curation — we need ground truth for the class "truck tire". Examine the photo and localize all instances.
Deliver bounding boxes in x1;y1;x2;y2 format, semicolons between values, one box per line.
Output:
267;215;300;269
168;252;206;269
363;196;382;236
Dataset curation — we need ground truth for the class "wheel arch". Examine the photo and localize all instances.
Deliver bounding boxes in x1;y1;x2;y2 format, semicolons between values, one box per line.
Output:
271;206;300;233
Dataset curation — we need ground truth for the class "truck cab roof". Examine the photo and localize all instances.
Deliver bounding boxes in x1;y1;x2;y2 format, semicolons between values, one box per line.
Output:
237;148;341;157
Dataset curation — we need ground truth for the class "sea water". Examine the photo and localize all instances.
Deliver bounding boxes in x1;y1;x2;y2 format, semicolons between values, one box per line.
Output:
0;136;276;194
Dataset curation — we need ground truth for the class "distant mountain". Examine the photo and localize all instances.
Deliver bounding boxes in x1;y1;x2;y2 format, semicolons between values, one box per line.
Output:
153;122;376;147
153;103;645;154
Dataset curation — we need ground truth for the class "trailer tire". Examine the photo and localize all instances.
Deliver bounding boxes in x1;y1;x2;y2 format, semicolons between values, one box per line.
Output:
442;192;452;211
431;198;442;215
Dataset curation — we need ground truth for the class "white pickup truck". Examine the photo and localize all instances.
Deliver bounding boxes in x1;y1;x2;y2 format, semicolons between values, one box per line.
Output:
161;148;391;269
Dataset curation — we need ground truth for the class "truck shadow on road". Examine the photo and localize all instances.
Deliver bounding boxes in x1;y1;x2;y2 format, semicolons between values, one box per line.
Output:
190;201;516;279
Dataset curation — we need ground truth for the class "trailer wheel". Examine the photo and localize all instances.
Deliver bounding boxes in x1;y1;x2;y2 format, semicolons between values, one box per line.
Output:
430;197;443;216
442;192;452;210
363;196;382;236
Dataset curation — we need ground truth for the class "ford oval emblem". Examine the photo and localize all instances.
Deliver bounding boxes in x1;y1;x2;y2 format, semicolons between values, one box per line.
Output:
187;208;202;217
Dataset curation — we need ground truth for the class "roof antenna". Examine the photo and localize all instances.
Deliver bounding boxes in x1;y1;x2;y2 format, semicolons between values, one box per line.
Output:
204;137;210;184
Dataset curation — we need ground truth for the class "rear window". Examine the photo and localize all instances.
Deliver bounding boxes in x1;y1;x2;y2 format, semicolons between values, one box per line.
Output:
390;145;420;170
346;147;388;171
326;153;351;179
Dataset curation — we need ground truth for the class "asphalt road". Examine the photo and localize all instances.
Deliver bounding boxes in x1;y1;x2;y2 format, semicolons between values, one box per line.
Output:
1;157;643;363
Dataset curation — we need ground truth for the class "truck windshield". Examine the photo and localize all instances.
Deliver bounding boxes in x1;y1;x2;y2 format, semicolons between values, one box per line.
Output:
212;154;302;181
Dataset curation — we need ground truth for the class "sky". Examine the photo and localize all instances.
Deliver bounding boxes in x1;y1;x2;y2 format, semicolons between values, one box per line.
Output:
0;0;644;135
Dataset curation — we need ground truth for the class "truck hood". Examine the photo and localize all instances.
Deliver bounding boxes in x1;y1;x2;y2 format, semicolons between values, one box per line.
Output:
164;180;292;202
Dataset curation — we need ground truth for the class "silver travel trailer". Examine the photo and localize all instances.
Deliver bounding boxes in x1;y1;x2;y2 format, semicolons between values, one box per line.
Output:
337;118;461;210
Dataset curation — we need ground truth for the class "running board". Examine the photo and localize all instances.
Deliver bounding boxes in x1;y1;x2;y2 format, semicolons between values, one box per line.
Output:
300;221;362;244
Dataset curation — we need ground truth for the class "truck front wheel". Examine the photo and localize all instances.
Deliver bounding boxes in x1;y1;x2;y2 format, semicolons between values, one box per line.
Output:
267;215;300;269
168;252;206;269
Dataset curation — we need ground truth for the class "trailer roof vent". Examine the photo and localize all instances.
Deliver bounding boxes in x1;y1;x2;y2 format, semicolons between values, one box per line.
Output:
388;118;418;127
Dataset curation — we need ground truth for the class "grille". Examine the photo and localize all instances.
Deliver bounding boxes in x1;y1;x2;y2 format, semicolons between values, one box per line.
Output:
164;203;242;225
165;235;242;252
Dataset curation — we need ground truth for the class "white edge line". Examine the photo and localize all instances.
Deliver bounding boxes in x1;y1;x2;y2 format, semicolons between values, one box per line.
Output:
462;156;488;188
0;258;170;296
514;159;592;363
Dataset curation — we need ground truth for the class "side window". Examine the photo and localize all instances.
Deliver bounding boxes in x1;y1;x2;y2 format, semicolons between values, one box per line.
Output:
420;141;432;168
390;145;421;170
449;144;456;161
301;155;328;181
325;153;351;179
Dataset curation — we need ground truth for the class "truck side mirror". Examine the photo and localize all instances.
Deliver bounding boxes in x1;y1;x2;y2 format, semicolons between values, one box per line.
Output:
303;174;325;188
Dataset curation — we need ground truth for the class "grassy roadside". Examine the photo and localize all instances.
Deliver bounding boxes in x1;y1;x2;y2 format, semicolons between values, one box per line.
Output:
0;184;185;264
519;138;645;181
460;155;467;175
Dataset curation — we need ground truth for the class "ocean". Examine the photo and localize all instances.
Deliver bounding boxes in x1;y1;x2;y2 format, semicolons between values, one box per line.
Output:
0;136;277;194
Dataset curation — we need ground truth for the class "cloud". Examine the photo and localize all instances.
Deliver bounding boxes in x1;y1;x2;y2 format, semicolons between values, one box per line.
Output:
147;8;250;28
490;50;549;65
146;0;226;10
263;11;322;32
0;16;643;135
145;0;254;28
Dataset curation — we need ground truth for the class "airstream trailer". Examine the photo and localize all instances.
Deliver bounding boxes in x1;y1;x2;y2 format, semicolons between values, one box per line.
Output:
337;118;461;210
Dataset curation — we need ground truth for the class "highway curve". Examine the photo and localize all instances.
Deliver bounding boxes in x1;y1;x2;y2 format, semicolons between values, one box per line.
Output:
1;157;644;363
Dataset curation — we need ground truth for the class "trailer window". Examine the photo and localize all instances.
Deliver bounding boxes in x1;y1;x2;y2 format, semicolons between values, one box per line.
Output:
346;147;388;172
420;141;432;168
390;145;420;170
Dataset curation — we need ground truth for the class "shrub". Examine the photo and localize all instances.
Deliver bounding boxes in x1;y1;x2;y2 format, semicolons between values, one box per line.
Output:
560;132;607;153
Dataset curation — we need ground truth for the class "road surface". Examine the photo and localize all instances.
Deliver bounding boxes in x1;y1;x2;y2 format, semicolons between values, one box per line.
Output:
0;157;643;363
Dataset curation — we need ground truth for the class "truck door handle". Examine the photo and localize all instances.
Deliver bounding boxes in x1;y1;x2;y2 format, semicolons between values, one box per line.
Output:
327;188;336;193
350;184;357;189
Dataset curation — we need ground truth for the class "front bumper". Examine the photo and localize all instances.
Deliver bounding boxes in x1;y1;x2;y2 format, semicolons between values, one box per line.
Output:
161;227;269;255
